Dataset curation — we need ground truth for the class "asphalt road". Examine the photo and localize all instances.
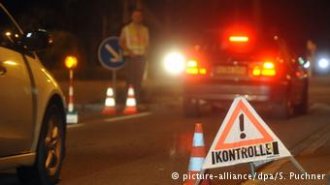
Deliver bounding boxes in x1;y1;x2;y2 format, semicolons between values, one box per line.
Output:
1;77;330;185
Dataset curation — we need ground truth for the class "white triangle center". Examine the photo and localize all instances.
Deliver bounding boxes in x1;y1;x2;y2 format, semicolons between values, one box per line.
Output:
224;111;264;144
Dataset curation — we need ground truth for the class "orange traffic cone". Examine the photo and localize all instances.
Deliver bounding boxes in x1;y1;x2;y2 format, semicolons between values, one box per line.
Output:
123;84;137;114
184;123;210;185
102;86;116;115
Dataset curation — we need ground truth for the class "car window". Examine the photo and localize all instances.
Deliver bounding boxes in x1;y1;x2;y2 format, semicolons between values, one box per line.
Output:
191;33;297;63
193;37;271;61
0;8;22;49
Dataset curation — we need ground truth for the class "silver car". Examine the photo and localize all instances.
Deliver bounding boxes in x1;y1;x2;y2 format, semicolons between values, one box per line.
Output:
0;4;66;185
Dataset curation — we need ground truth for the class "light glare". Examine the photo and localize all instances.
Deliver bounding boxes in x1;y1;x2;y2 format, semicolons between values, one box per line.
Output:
229;36;249;42
163;51;186;75
318;58;329;69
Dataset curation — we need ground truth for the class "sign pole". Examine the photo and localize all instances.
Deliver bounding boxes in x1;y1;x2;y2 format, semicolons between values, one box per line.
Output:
112;69;117;100
68;69;74;112
65;56;78;124
98;36;125;103
289;157;306;174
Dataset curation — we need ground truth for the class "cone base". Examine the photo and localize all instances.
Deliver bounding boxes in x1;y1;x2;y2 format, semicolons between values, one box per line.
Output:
67;113;78;124
184;123;208;185
123;107;137;115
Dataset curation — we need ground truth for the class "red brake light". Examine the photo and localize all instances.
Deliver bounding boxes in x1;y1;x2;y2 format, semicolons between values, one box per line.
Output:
252;61;276;77
262;61;276;76
229;36;249;43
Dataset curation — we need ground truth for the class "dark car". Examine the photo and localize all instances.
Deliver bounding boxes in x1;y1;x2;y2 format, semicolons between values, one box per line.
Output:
182;32;308;119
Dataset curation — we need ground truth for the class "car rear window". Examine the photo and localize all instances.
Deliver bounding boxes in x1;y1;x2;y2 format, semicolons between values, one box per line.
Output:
194;35;288;61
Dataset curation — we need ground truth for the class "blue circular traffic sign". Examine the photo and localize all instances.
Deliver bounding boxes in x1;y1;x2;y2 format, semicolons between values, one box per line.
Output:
98;36;125;70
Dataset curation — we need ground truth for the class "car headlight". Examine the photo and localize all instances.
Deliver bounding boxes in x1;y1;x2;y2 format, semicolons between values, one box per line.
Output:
163;51;186;75
318;58;329;69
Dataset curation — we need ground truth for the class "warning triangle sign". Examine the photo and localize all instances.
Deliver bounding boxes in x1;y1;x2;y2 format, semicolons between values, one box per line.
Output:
203;97;291;169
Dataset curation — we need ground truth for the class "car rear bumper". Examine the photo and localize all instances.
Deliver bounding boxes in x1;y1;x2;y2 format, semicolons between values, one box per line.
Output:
183;81;289;103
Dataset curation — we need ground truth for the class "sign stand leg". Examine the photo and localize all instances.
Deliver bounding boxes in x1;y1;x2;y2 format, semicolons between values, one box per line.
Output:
194;170;205;185
289;157;306;174
249;162;256;176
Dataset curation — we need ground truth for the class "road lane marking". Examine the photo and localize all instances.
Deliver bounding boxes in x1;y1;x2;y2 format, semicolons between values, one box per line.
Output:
67;123;83;128
67;112;152;129
301;128;330;155
103;112;152;122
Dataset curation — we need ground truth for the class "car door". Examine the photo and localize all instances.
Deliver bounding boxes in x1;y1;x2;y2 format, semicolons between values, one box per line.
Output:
0;7;35;157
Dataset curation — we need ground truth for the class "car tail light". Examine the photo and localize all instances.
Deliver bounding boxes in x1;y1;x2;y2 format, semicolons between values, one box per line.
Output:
229;36;249;43
186;60;198;68
185;60;207;75
199;68;207;75
251;61;276;77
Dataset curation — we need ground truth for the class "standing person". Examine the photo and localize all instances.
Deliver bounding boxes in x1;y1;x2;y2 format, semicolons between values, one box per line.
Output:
306;40;317;77
120;9;149;110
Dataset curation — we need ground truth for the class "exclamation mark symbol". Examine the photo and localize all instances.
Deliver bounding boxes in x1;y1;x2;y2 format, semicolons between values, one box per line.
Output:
239;114;246;139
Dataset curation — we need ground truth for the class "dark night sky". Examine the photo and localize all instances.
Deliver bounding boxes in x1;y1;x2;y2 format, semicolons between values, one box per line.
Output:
2;0;330;56
155;0;330;53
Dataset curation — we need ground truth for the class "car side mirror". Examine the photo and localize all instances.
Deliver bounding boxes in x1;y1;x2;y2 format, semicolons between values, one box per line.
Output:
22;29;52;51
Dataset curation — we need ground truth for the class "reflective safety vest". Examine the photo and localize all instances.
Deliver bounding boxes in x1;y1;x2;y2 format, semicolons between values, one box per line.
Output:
121;23;149;56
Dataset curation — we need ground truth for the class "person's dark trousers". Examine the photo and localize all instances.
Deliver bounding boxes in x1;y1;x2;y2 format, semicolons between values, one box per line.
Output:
125;56;146;105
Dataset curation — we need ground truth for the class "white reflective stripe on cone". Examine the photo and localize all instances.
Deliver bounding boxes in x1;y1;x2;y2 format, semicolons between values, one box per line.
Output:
127;98;136;106
193;133;205;147
105;98;115;106
188;157;204;171
128;87;135;96
106;88;114;96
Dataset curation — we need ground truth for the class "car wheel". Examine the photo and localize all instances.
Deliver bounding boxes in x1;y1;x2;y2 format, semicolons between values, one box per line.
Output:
183;97;200;117
273;97;294;119
17;104;65;185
